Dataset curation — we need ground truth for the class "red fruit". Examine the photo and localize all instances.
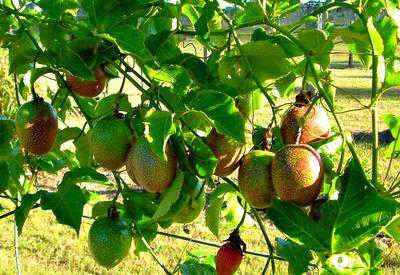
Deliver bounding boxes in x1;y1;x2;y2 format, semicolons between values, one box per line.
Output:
281;104;330;145
66;65;107;98
216;243;243;275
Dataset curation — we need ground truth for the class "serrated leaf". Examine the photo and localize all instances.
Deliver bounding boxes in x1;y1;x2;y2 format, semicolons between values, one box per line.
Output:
123;189;159;220
267;199;330;252
133;217;158;255
331;160;400;253
59;47;94;80
145;110;176;160
205;183;236;238
0;117;14;156
242;41;290;81
60;168;110;186
189;90;246;143
190;137;218;179
0;161;9;193
235;2;264;25
152;171;184;220
276;238;313;275
148;65;191;94
37;0;78;20
73;132;93;167
41;182;87;234
108;25;153;61
384;216;400;243
15;191;43;235
95;94;133;117
180;250;216;275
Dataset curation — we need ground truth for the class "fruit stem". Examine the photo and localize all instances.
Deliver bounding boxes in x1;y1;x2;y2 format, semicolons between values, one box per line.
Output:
14;220;21;275
295;95;320;145
222;177;276;274
251;208;276;274
235;202;248;231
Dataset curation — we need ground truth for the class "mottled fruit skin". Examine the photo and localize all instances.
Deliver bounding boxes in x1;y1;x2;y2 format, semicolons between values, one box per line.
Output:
88;217;132;268
91;115;132;171
271;144;324;206
205;129;246;177
173;186;206;224
126;137;177;193
281;105;330;144
66;65;107;98
15;99;58;155
216;243;243;275
238;150;276;209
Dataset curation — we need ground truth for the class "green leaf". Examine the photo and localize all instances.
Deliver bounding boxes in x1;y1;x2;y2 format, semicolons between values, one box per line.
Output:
297;29;333;69
148;65;191;94
32;156;66;173
0;161;9;193
0;117;14;156
357;240;384;271
331;160;400;253
41;182;88;234
95;94;133;117
8;33;38;74
37;0;78;20
267;199;330;252
276;238;313;275
235;2;264;25
241;41;290;82
15;191;43;235
205;183;236;238
123;189;159;220
59;47;94;80
384;216;400;243
152;171;184;220
39;22;71;52
190;137;218;179
60;168;110;186
180;250;216;275
167;53;209;84
189;90;246;144
73;132;93;167
108;25;154;61
133;216;158;255
366;17;384;56
334;21;372;68
145;110;176;160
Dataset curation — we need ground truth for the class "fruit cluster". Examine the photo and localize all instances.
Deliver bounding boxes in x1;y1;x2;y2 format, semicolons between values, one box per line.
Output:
15;62;329;271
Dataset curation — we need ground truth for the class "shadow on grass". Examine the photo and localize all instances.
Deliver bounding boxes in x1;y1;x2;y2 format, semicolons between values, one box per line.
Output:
336;87;400;99
353;129;394;145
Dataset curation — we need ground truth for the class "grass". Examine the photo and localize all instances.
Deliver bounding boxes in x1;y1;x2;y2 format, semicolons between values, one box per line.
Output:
1;43;400;274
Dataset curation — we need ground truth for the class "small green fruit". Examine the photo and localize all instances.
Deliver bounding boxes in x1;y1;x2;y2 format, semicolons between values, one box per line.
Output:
271;144;324;206
91;115;132;171
88;216;132;268
126;137;177;193
238;150;276;209
15;98;58;155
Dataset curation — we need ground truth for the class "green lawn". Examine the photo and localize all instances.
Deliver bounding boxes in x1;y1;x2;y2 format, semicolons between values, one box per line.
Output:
1;45;400;274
